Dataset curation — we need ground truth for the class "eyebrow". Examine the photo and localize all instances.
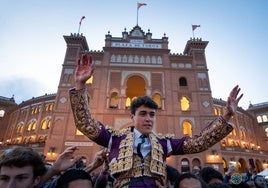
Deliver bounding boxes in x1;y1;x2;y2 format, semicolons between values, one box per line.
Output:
0;173;31;177
16;173;31;177
139;110;155;114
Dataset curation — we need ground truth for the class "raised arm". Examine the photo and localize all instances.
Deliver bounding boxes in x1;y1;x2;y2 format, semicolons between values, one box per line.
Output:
181;85;243;154
40;146;81;184
69;54;107;142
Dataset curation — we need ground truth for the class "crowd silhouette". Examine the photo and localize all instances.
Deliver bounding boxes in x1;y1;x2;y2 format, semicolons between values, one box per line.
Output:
0;146;267;188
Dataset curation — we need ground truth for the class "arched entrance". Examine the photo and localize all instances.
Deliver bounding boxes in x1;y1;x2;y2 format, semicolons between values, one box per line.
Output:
181;158;190;173
192;158;201;174
126;75;146;98
125;75;146;108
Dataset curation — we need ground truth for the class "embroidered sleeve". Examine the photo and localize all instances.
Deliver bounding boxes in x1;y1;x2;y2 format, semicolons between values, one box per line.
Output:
183;116;233;154
69;88;101;140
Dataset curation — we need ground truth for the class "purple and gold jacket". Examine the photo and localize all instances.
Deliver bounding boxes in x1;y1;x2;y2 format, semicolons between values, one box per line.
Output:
69;88;233;187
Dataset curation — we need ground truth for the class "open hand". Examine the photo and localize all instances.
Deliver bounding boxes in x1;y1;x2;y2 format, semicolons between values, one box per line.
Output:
52;146;81;173
75;54;95;90
223;85;243;121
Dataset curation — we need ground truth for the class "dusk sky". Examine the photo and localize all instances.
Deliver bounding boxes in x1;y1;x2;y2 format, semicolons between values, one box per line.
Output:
1;0;267;109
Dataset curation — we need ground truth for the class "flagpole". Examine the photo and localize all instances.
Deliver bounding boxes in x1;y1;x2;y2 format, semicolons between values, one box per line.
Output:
191;25;194;38
191;25;200;38
78;23;81;34
78;16;85;34
136;4;139;25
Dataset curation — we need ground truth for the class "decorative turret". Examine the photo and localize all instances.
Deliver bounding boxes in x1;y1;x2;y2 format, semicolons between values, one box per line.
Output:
183;37;208;55
64;33;89;52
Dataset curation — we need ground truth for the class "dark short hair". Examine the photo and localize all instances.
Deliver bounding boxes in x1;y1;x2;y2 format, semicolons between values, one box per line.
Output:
167;165;180;183
130;96;158;115
175;173;207;188
56;169;92;188
0;147;47;178
198;167;223;184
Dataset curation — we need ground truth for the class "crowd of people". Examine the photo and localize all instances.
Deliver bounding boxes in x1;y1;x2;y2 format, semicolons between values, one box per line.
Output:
0;53;261;188
0;145;267;188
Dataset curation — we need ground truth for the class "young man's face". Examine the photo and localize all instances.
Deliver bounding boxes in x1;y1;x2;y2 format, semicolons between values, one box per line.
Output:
179;178;202;188
0;165;40;188
68;179;92;188
131;105;156;135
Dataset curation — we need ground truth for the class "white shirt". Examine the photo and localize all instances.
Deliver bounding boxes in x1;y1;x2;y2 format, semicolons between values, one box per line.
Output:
134;129;151;157
107;128;172;159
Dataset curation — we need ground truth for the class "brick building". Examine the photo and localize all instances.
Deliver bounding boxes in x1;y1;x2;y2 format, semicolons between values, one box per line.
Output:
1;25;267;174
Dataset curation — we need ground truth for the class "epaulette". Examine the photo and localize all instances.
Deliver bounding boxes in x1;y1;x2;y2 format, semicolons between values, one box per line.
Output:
105;125;132;136
154;132;175;139
164;133;175;139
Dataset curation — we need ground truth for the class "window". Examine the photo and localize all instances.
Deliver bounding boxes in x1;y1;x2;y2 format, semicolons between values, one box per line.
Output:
110;92;119;108
86;76;93;84
134;55;139;63
257;116;262;123
31;106;40;114
27;119;37;131
122;55;127;62
76;129;84;135
181;158;190;173
125;97;131;109
41;118;51;130
153;93;162;109
179;77;187;86
140;56;145;63
116;55;122;62
0;110;5;118
214;107;221;115
128;55;133;63
265;127;268;134
16;123;24;134
263;115;268;122
110;55;116;62
180;96;190;111
45;103;54;112
182;120;192;136
157;56;162;64
49;104;53;111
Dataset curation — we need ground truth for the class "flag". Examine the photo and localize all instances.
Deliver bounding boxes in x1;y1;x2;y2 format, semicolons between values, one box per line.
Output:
79;16;86;25
137;2;147;9
192;25;200;31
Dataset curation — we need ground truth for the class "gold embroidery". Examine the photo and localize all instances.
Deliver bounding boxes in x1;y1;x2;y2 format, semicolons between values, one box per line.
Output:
183;116;233;154
110;131;166;185
109;131;134;174
69;88;101;140
107;126;130;136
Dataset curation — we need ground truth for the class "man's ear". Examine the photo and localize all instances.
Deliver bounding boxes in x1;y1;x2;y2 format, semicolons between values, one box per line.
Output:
33;176;41;186
130;114;134;120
